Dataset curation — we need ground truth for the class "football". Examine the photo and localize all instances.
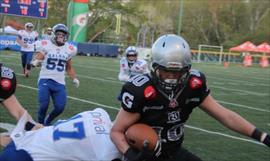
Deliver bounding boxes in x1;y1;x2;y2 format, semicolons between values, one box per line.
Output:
125;123;158;151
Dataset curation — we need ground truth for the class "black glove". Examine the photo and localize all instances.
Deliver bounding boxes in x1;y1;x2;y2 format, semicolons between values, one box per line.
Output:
262;134;270;148
124;140;153;161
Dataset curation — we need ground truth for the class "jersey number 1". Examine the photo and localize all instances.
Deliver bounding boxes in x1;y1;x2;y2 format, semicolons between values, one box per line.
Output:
53;115;86;141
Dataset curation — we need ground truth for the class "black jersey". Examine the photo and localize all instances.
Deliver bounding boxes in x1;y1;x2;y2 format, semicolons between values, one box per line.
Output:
0;64;17;102
120;69;210;152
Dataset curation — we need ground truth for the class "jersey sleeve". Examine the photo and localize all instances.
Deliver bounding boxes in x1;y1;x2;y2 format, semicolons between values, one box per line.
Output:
120;75;150;113
67;44;77;60
188;70;210;105
118;58;130;82
0;65;17;102
140;59;150;74
35;40;48;55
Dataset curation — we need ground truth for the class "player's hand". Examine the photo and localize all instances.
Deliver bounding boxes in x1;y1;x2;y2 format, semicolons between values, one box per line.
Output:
32;123;44;131
73;78;80;88
124;140;153;161
31;59;42;67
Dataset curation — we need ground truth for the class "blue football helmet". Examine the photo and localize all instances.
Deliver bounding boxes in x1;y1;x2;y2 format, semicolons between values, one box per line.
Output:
52;24;69;46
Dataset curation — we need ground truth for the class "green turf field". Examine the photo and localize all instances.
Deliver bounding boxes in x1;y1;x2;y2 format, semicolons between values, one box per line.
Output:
0;50;269;161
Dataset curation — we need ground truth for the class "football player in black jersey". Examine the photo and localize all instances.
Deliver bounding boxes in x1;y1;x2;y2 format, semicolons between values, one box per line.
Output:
0;64;43;132
110;34;270;161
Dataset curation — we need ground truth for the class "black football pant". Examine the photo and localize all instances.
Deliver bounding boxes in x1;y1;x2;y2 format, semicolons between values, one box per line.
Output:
155;147;203;161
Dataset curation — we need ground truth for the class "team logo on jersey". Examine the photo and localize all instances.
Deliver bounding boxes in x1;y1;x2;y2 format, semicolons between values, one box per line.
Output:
169;99;178;108
144;85;156;100
122;92;134;108
189;77;202;89
167;111;181;123
1;79;12;90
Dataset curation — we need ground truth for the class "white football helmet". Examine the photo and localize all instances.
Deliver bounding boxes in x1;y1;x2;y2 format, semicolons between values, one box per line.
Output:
151;34;191;94
25;22;34;29
125;46;138;64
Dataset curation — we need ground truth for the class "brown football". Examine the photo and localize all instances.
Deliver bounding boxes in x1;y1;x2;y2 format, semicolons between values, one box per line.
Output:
125;123;158;151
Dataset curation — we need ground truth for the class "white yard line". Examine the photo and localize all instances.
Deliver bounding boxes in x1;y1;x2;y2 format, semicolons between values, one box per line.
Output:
0;83;261;147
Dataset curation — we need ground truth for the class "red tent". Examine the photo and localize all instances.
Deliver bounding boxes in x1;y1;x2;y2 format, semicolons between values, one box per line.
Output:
229;41;257;52
255;42;270;54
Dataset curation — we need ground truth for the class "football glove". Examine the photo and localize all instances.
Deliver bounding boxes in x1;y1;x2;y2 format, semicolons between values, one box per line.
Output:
124;140;153;161
31;59;42;67
72;78;80;88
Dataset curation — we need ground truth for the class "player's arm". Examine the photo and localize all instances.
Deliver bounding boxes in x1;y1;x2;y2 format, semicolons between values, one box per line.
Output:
0;135;11;147
110;108;140;153
16;36;27;48
2;95;27;121
66;59;79;88
118;61;130;82
199;94;270;147
2;95;43;130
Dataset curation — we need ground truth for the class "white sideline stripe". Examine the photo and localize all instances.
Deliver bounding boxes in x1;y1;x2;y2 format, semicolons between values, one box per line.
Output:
1;58;269;96
211;85;268;96
2;54;270;85
17;84;119;111
14;83;265;146
185;125;264;146
217;100;270;113
17;82;269;113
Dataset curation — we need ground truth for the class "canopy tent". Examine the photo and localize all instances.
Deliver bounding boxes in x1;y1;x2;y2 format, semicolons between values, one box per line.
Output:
229;41;257;52
255;42;270;54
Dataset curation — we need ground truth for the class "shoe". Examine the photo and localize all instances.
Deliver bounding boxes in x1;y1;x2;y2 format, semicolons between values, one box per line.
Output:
24;70;29;77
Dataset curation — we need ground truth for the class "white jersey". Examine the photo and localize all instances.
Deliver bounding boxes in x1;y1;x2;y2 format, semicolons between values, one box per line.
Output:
35;40;77;85
118;57;149;82
11;108;122;161
41;33;53;40
17;30;38;52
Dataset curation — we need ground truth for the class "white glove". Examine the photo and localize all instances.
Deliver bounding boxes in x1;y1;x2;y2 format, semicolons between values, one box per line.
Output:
72;78;80;88
31;59;42;67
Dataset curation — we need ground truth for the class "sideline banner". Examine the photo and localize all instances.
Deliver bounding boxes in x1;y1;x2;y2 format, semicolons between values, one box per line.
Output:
0;35;20;51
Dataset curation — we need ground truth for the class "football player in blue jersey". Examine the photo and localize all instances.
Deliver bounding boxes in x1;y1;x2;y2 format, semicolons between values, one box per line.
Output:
0;108;122;161
16;22;39;77
32;24;79;126
110;34;270;161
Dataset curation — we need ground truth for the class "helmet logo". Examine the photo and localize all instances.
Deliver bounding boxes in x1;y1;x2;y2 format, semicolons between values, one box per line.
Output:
189;77;202;89
144;86;156;100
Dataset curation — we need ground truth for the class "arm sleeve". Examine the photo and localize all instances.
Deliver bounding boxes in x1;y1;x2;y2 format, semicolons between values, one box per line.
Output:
118;60;130;82
0;66;17;102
